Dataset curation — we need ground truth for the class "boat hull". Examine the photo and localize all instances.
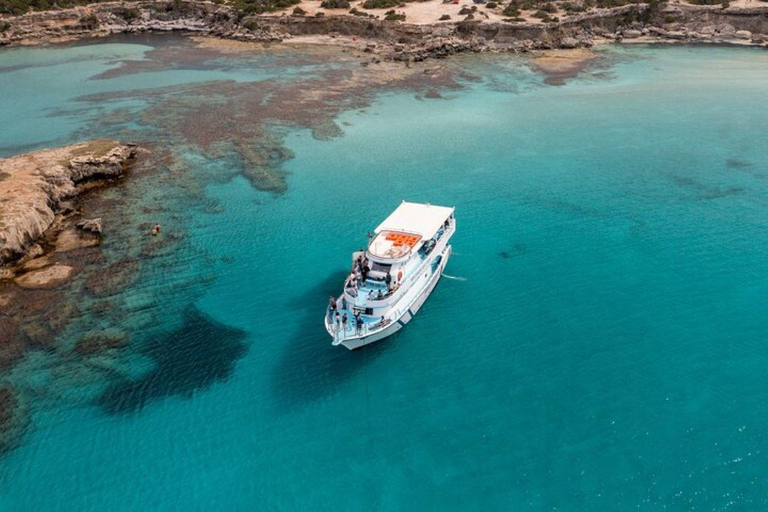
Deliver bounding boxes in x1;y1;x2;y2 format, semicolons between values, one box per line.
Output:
337;245;451;350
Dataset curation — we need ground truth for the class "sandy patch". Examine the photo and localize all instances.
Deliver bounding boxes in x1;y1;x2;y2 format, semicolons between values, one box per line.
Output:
529;48;598;85
271;0;512;24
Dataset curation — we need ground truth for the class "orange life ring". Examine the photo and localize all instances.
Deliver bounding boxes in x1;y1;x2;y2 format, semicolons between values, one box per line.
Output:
397;271;403;281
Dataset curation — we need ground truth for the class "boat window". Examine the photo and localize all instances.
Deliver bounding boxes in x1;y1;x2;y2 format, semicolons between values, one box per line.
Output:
371;262;391;273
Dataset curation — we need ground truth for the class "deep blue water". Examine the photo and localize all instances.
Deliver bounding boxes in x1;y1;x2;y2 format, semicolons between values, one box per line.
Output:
1;37;767;510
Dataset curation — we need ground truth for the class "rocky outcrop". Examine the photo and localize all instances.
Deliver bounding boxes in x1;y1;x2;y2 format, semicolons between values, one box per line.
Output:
0;1;766;51
614;3;768;45
75;218;103;235
14;264;76;289
0;141;138;265
0;1;283;45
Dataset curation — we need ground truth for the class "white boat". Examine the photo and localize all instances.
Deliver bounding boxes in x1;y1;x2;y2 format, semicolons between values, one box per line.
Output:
325;201;456;350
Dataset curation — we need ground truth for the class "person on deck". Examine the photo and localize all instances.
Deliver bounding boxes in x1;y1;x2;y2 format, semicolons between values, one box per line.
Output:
354;311;362;335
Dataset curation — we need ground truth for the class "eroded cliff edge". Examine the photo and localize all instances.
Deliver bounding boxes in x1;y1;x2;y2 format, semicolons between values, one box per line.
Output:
0;141;138;272
0;0;766;57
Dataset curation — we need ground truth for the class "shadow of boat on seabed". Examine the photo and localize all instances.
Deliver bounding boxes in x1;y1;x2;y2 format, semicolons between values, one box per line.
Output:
270;270;393;413
97;307;249;415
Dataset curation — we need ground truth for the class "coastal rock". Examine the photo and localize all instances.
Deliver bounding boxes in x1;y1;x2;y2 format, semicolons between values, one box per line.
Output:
622;29;642;39
75;218;103;235
735;30;751;40
0;385;30;453
21;255;53;271
0;293;13;308
69;146;135;183
14;264;75;289
0;141;137;265
0;0;766;60
55;227;100;253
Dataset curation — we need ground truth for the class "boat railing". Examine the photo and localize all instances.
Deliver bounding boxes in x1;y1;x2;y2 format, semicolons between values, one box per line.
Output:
342;223;454;308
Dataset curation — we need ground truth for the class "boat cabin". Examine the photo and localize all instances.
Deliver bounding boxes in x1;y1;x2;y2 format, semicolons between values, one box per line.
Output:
366;201;455;263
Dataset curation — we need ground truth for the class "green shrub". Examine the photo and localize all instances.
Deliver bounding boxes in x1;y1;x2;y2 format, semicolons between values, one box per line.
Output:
0;21;10;31
292;5;306;14
539;2;556;12
592;0;641;7
439;13;451;19
230;0;301;16
384;8;405;19
485;1;497;7
664;14;675;22
321;0;350;8
361;0;400;8
502;2;519;16
562;1;584;12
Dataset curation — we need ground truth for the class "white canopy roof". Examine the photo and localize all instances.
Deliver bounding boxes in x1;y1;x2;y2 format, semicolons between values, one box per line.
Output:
375;201;455;240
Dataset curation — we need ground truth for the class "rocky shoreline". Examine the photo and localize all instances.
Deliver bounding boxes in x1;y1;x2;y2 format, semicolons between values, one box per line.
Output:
0;1;766;61
0;141;139;282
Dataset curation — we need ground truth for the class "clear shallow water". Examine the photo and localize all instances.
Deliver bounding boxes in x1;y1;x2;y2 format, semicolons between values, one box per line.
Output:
1;38;768;510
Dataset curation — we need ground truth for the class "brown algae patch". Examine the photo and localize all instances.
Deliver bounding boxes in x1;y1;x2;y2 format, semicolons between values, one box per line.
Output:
529;48;600;86
80;41;463;194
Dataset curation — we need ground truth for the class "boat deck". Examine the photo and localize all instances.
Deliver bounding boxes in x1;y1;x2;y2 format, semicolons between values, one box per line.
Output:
326;306;392;343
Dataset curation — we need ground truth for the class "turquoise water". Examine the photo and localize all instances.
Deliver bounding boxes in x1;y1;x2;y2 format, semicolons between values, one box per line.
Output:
1;38;768;510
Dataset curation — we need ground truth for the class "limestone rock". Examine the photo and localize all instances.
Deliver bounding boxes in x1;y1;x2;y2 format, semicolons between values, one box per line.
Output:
14;264;75;289
55;227;100;253
75;218;103;235
0;141;137;264
21;255;53;271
